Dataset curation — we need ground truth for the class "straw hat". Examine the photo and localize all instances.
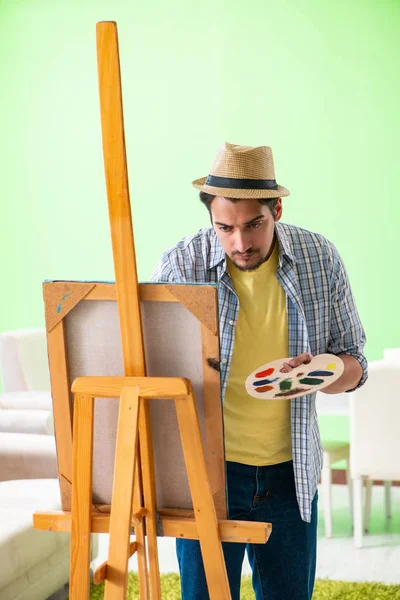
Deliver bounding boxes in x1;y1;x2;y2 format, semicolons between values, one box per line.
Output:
192;142;290;199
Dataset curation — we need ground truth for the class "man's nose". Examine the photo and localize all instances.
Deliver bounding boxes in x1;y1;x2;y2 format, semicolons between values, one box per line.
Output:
235;231;251;253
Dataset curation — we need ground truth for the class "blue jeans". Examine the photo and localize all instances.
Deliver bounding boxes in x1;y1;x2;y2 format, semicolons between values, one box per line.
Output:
176;460;318;600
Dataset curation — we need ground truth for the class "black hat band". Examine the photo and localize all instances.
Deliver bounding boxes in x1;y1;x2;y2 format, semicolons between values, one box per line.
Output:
205;175;278;190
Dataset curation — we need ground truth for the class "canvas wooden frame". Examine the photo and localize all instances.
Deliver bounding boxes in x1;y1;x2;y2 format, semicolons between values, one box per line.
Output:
43;279;227;519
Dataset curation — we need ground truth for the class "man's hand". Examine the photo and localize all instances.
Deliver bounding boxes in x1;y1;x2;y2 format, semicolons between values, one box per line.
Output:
322;354;363;394
280;353;313;373
279;352;363;393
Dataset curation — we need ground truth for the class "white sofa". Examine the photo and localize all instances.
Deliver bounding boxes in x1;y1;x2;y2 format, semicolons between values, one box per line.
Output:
0;479;71;600
0;328;98;600
0;328;53;438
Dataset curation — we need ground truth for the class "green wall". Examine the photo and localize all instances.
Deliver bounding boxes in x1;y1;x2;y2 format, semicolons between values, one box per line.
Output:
1;1;399;442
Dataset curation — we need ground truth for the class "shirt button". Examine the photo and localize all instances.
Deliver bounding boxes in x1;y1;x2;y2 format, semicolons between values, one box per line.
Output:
229;320;235;326
221;358;227;364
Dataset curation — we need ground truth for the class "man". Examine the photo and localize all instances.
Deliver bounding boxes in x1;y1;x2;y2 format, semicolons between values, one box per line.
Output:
151;142;367;600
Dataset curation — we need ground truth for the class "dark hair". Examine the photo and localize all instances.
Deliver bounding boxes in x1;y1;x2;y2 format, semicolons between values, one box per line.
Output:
199;192;279;219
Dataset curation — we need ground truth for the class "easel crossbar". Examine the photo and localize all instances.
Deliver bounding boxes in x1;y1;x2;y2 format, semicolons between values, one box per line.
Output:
71;375;191;398
33;511;271;544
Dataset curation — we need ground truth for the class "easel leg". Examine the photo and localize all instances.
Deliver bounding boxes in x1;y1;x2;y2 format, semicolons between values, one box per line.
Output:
175;393;231;600
139;400;162;599
104;387;140;600
133;449;150;598
70;394;94;600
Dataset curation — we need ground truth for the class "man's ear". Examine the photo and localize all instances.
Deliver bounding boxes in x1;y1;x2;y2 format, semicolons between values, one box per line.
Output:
274;198;283;222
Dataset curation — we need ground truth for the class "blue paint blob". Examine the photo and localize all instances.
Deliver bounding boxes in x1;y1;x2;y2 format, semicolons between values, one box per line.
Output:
253;377;280;387
307;370;334;377
57;304;62;313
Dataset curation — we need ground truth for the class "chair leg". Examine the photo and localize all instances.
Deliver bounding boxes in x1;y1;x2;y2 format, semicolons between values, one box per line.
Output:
322;454;333;538
364;478;373;533
353;477;363;548
384;481;392;520
345;468;353;527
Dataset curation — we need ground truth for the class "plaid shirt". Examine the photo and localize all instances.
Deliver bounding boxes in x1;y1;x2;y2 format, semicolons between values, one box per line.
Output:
151;222;367;522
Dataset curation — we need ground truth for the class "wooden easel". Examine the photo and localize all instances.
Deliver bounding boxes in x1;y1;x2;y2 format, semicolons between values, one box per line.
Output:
33;21;272;599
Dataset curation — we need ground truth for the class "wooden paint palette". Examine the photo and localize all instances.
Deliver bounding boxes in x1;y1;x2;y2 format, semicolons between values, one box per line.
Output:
245;354;344;400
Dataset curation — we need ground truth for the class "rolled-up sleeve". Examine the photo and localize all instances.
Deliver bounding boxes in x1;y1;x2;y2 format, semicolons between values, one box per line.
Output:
327;245;368;391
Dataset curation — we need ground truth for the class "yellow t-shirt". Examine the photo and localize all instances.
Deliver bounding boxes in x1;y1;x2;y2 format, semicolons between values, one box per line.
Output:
224;241;292;465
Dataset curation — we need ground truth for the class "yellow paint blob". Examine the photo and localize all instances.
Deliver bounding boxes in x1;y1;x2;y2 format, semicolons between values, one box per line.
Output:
327;363;336;370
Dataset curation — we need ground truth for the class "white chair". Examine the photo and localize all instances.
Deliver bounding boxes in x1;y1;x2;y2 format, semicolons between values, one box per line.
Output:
349;362;400;547
317;392;353;537
383;348;400;364
321;441;352;538
362;351;400;536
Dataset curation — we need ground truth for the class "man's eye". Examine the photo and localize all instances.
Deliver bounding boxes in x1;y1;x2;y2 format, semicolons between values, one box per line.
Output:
219;226;231;232
249;222;262;228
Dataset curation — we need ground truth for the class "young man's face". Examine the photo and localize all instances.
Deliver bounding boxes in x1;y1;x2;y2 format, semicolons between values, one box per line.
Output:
210;196;282;271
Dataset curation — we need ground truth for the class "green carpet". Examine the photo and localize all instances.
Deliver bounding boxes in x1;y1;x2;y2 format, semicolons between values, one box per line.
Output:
86;573;400;599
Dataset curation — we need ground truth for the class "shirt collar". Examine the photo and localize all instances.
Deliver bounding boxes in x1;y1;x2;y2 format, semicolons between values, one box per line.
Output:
275;223;297;265
207;229;226;270
207;223;297;271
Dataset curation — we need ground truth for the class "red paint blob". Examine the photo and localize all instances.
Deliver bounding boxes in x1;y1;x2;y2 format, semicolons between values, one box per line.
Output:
255;385;274;393
255;367;274;378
